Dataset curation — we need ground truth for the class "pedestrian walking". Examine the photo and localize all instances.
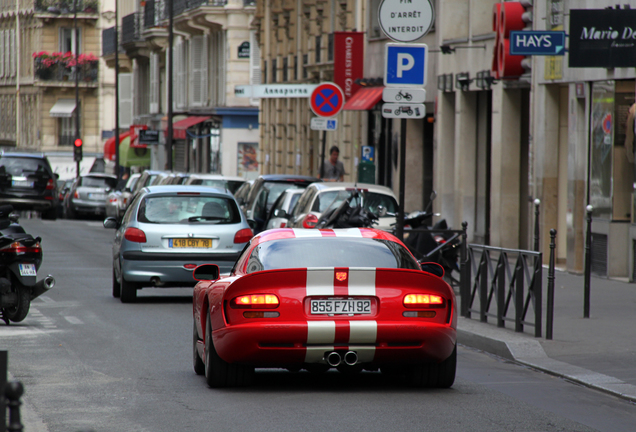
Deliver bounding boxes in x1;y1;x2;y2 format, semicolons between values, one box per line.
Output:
319;145;345;182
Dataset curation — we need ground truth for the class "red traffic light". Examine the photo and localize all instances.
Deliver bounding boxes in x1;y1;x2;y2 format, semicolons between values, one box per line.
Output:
74;138;83;147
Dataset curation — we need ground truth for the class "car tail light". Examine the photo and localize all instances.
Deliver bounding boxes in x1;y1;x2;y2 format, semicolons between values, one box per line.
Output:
279;222;286;228
234;228;253;244
46;179;55;190
302;214;318;229
0;241;42;254
74;190;79;199
243;311;280;318
183;264;197;270
403;311;437;318
231;294;279;309
434;235;446;244
124;227;147;243
403;294;445;308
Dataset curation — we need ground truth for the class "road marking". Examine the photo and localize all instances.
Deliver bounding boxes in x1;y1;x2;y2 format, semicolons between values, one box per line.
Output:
64;316;83;325
37;296;56;304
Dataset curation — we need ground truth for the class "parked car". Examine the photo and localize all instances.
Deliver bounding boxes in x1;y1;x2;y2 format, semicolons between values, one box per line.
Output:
103;185;253;303
242;175;321;234
130;170;164;198
0;152;59;220
56;179;73;218
288;182;399;231
233;179;254;208
64;173;117;219
105;173;141;220
263;188;304;230
185;174;246;195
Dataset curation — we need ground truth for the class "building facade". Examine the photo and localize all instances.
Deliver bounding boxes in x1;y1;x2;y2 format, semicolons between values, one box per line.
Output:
0;0;107;167
102;0;259;177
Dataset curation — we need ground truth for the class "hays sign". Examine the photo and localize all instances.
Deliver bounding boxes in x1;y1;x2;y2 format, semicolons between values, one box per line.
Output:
569;9;636;68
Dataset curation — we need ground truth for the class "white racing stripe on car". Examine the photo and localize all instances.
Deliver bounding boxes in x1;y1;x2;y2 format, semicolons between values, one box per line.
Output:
306;268;334;296
292;228;323;238
347;268;376;296
349;320;377;344
333;228;363;237
306;320;336;344
305;346;334;363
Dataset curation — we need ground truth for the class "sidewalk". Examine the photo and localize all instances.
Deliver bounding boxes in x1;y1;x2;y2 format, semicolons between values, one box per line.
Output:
457;269;636;402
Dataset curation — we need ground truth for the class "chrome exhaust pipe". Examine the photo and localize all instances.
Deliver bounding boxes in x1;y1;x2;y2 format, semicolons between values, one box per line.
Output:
326;351;342;367
344;351;358;366
30;275;55;300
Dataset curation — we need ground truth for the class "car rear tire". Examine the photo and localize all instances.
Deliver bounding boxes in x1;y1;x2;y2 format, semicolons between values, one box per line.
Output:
204;313;254;388
112;268;121;298
193;320;205;376
409;344;457;388
120;276;137;303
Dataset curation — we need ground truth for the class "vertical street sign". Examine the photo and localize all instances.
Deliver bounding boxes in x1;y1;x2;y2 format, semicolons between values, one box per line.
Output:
378;0;435;42
384;43;428;87
310;83;345;118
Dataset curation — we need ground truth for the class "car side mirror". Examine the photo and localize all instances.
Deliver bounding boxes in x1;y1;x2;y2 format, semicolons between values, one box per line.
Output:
54;173;60;180
103;217;119;229
247;218;257;230
193;264;220;282
377;205;387;217
419;262;444;278
273;209;287;218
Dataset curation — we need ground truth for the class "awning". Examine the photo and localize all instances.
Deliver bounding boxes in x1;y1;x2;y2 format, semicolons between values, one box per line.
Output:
168;116;212;140
49;99;77;118
119;136;151;168
343;87;384;111
103;131;133;161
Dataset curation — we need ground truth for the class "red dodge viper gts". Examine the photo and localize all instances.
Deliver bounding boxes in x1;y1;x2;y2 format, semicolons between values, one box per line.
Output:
191;228;457;388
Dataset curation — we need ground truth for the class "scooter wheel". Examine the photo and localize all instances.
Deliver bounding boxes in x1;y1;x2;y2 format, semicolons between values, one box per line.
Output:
3;288;30;323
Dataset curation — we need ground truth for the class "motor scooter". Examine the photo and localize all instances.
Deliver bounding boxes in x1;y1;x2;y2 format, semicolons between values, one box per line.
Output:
0;205;55;324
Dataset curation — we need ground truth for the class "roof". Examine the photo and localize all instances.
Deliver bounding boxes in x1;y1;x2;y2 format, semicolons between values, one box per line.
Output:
188;174;247;182
307;181;397;197
143;185;235;197
253;227;401;247
343;87;384;111
0;152;47;159
258;174;321;182
80;173;117;179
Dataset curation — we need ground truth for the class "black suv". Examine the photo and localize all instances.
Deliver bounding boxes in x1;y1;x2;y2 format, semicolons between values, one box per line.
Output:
0;153;59;220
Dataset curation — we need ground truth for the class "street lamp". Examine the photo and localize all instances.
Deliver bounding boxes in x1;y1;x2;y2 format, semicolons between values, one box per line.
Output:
74;0;81;178
167;0;174;171
115;0;120;181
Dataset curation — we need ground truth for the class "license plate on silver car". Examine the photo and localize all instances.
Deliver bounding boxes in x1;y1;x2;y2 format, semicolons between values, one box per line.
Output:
310;299;371;315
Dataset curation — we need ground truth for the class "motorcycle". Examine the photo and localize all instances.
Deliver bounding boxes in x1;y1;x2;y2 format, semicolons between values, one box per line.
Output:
0;205;55;325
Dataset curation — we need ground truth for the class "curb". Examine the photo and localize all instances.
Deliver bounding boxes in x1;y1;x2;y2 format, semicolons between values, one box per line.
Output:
457;318;636;403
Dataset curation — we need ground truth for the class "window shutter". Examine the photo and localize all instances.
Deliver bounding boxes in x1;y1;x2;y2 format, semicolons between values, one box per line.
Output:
249;31;261;106
149;52;159;114
119;73;134;128
201;36;208;106
10;30;15;77
4;30;9;78
190;36;203;107
0;31;5;78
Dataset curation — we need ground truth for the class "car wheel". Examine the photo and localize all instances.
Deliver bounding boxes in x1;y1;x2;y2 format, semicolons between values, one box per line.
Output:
112;268;121;298
204;313;254;388
41;208;57;220
193;320;205;376
120;276;137;303
435;345;457;388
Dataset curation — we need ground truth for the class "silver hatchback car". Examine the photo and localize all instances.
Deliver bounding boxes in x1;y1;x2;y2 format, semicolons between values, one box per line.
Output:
104;185;253;303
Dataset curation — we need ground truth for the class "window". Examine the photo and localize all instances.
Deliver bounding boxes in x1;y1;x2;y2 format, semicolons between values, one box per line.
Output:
138;195;241;224
58;101;81;146
60;28;81;54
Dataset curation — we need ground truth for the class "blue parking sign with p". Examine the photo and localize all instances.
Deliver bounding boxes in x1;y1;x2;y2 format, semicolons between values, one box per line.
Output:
384;43;428;87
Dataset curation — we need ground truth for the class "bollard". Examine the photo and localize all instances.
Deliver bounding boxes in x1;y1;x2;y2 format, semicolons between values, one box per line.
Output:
4;381;23;432
584;205;593;318
546;229;557;340
460;222;469;317
534;198;541;252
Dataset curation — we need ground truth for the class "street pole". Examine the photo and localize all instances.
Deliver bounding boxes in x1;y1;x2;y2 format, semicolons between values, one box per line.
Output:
533;198;540;252
584;204;593;318
166;0;174;171
114;0;120;181
74;0;80;178
395;118;406;241
320;131;326;179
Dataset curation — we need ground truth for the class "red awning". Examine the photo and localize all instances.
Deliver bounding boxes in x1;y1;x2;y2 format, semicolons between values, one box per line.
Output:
103;131;133;161
343;87;384;111
168;116;212;140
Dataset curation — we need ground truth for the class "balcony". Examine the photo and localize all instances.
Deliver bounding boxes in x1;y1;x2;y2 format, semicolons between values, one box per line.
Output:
34;0;99;16
102;27;117;57
173;0;227;16
33;53;98;87
122;12;144;45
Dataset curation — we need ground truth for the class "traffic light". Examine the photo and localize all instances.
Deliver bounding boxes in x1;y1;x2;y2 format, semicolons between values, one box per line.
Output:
73;138;83;162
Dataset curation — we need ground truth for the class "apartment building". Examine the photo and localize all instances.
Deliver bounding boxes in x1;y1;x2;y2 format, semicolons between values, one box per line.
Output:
102;0;259;176
0;0;106;158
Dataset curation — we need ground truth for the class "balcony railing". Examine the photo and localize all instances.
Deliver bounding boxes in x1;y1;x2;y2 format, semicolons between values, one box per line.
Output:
33;56;98;84
122;12;144;45
102;27;116;57
35;0;99;14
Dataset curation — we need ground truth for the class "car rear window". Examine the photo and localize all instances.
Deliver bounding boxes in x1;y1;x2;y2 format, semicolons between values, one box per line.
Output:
137;195;242;224
244;237;419;273
312;190;398;214
79;176;117;189
0;157;50;176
